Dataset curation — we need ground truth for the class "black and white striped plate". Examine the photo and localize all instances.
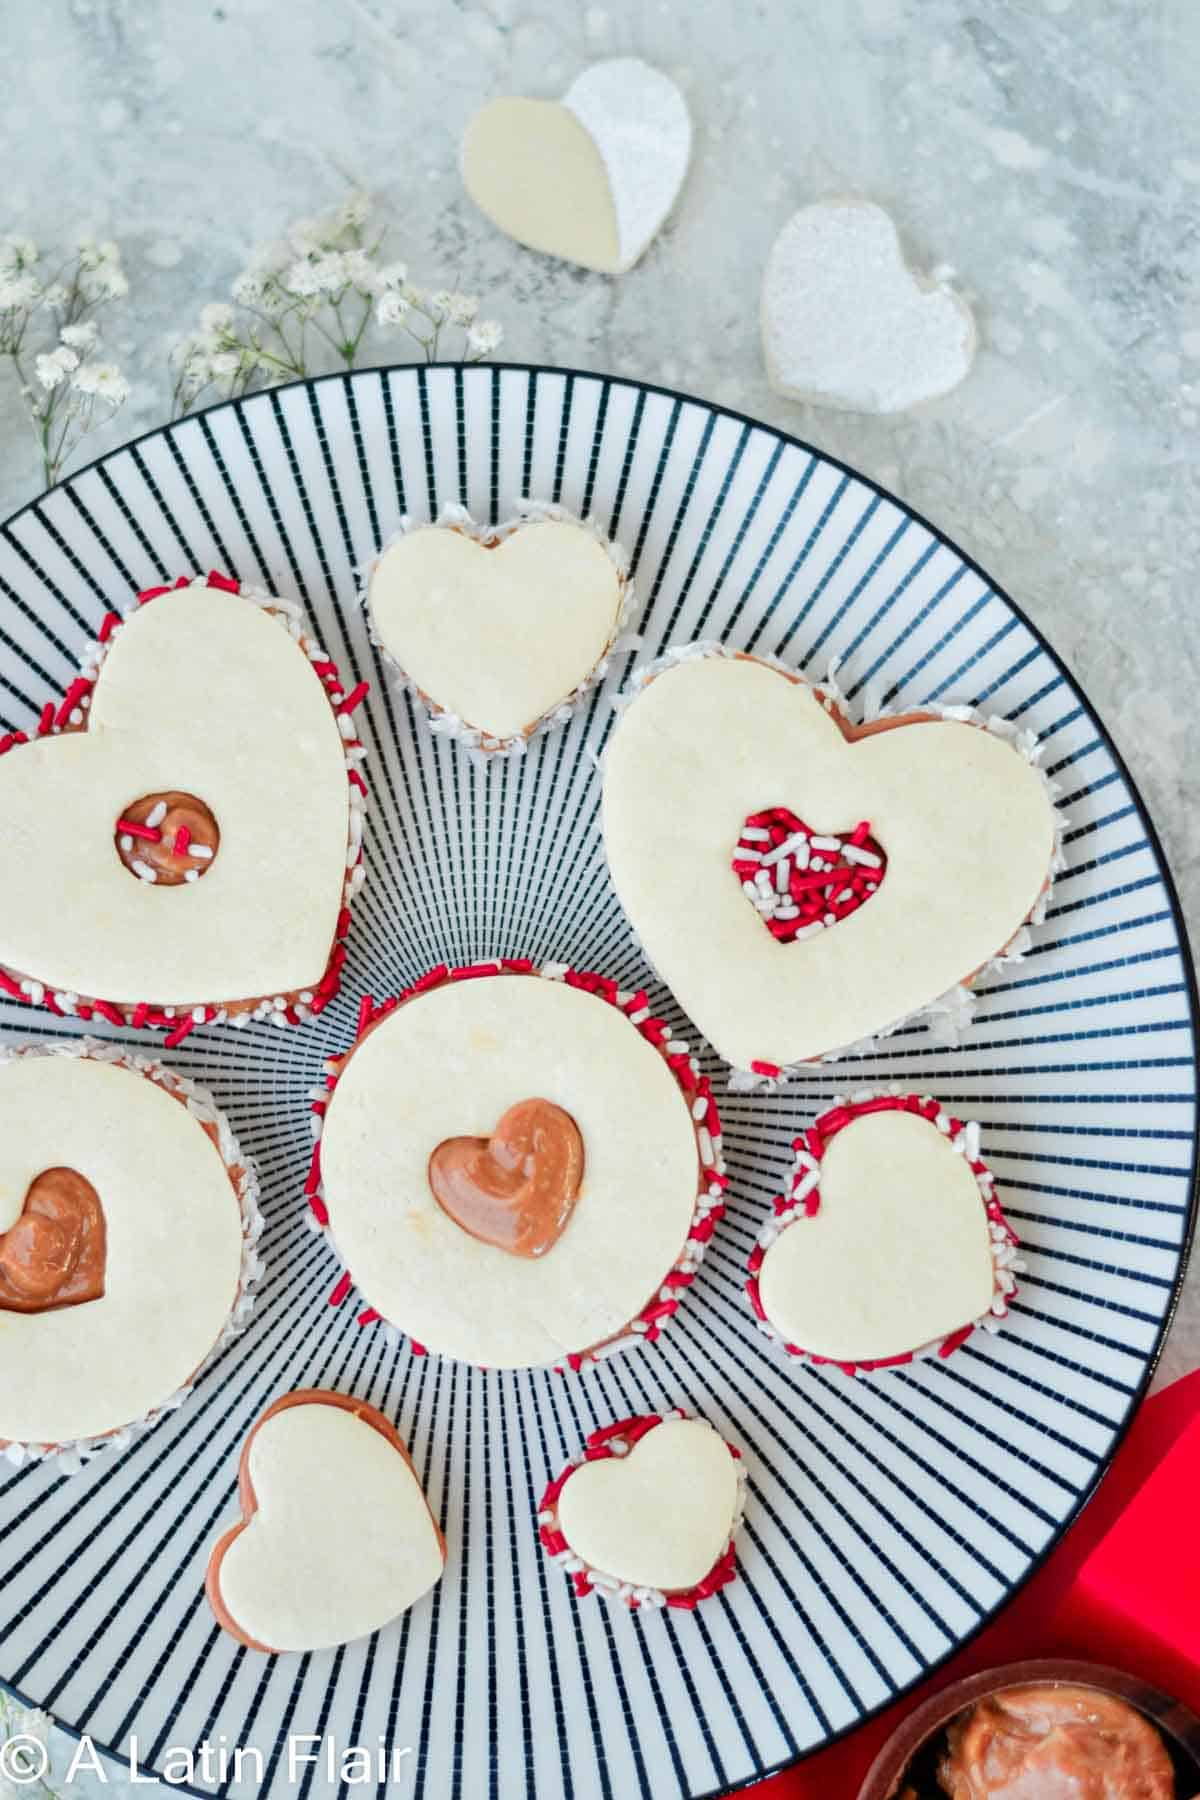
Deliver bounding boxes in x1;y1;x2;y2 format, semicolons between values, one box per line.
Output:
0;366;1195;1799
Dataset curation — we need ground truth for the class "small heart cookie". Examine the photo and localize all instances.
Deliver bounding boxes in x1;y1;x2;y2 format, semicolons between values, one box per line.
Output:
206;1391;445;1653
747;1093;1021;1371
762;200;976;413
538;1411;746;1609
602;647;1061;1075
365;504;633;754
0;1038;261;1469
0;573;368;1038
310;962;726;1370
462;59;691;274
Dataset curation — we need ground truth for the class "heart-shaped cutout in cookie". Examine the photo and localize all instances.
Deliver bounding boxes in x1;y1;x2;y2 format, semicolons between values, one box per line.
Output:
366;508;630;751
747;1094;1020;1371
762;200;976;413
733;808;886;941
462;59;691;273
0;1167;105;1313
207;1391;446;1653
603;649;1059;1072
429;1097;584;1258
0;574;366;1035
539;1412;746;1608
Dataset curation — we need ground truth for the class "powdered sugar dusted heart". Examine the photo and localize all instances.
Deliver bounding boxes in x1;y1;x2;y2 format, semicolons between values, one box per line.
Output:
206;1391;445;1653
762;200;976;413
0;573;367;1039
363;502;635;756
747;1092;1021;1372
602;645;1064;1077
538;1411;746;1610
461;60;690;275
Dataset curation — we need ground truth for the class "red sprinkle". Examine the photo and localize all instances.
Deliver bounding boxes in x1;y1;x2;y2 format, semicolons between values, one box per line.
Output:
336;680;370;715
117;818;163;844
329;1271;352;1306
172;825;192;857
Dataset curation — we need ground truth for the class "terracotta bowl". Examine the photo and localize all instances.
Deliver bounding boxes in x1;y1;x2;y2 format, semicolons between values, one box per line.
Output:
857;1659;1200;1798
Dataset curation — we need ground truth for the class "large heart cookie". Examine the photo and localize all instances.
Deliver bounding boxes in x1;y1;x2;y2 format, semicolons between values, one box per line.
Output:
747;1093;1021;1371
602;648;1060;1074
206;1391;445;1654
0;573;367;1039
762;200;976;413
538;1411;746;1609
365;505;631;753
0;1039;261;1469
310;962;725;1370
462;59;691;274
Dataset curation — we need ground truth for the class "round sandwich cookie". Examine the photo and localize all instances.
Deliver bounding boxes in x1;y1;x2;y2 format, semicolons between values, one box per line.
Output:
746;1092;1022;1373
0;571;368;1042
0;1038;262;1471
601;643;1064;1081
308;961;726;1369
363;502;634;755
206;1391;446;1654
537;1411;747;1611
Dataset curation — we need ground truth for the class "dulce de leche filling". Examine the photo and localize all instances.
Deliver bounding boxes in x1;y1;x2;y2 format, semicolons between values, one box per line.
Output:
115;791;220;886
0;1167;106;1313
428;1098;585;1258
938;1683;1176;1799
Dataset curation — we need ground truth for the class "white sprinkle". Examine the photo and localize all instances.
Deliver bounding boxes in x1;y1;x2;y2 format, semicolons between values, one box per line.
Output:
338;714;356;739
184;869;199;883
738;847;764;863
754;868;772;891
762;831;808;868
741;879;759;899
792;921;825;942
119;834;133;852
698;1126;715;1166
823;912;835;925
132;859;158;883
836;888;854;904
145;801;167;829
810;835;841;851
740;826;770;842
191;1006;206;1023
842;844;882;868
628;1005;650;1024
774;904;800;920
191;843;214;861
793;1167;821;1204
692;1096;708;1121
774;859;790;893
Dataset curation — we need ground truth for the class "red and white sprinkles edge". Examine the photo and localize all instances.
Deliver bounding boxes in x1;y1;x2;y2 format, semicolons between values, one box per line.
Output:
360;499;641;760
305;960;727;1364
613;639;1069;1090
0;572;369;1042
1;1036;264;1476
536;1410;747;1611
745;1090;1024;1376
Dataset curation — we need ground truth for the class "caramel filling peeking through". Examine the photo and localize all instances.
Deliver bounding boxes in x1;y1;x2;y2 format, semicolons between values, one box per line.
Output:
115;790;220;886
0;1167;106;1312
428;1098;584;1258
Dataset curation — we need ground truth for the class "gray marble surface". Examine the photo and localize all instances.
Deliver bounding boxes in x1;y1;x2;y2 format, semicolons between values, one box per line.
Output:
0;0;1196;1789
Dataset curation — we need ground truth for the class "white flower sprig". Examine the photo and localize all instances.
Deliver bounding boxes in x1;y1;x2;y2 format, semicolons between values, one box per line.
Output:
0;235;130;489
171;193;503;417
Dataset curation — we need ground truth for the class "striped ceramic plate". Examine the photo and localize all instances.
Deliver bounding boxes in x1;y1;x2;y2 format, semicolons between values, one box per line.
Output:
0;365;1194;1799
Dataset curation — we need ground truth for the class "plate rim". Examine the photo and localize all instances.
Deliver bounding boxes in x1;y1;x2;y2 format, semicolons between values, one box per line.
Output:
0;359;1195;1796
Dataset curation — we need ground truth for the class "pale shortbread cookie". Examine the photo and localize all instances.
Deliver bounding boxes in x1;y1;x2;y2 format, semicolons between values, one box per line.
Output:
461;59;691;274
756;1108;998;1365
318;975;701;1369
208;1396;445;1653
557;1418;740;1593
602;652;1057;1071
367;512;627;748
762;200;976;413
0;1048;249;1448
0;583;350;1011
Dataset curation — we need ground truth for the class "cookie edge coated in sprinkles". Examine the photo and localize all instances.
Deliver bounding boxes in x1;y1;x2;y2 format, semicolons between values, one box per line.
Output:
0;1035;264;1476
536;1409;748;1612
608;639;1069;1089
304;960;727;1366
0;571;369;1042
358;499;641;761
745;1088;1024;1374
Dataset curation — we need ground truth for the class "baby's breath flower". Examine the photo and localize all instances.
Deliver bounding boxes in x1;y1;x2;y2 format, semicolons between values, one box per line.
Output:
61;320;99;351
40;281;69;308
284;257;322;297
199;301;235;335
341;247;380;293
445;292;479;326
72;360;129;403
337;192;371;231
427;289;454;323
466;318;503;357
0;234;38;272
0;272;42;310
376;291;410;327
231;269;265;306
377;260;408;290
35;345;79;388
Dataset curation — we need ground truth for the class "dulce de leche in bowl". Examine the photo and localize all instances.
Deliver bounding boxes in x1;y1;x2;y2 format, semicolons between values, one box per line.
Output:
858;1659;1200;1799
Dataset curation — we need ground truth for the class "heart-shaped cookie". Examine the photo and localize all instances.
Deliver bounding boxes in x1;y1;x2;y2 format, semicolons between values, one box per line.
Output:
206;1391;446;1654
762;200;976;413
0;1167;105;1312
0;1039;261;1468
538;1411;746;1609
428;1097;584;1257
602;647;1061;1074
462;59;691;274
310;962;726;1370
0;573;368;1039
747;1093;1021;1372
365;505;632;753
